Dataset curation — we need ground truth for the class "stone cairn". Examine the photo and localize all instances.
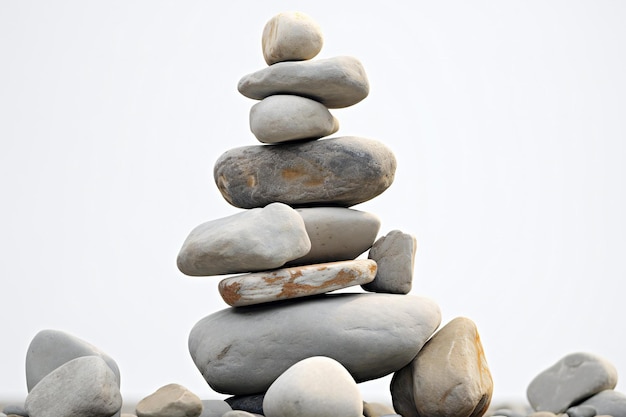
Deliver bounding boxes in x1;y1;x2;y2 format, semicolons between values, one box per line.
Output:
8;11;626;417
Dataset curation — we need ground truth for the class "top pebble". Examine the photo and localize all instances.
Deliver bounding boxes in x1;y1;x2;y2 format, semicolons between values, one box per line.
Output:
262;11;324;65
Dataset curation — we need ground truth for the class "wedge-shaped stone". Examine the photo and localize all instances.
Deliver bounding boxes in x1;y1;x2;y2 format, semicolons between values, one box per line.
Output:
189;293;441;395
214;137;396;209
262;12;324;65
25;356;122;417
391;317;493;417
527;352;618;413
288;207;380;265
250;95;339;143
238;56;369;108
219;259;376;307
362;230;417;294
177;203;311;276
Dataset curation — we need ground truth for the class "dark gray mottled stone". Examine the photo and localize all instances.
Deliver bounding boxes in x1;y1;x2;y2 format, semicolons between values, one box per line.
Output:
214;136;396;209
527;352;618;413
189;293;440;395
575;390;626;417
238;56;369;109
225;395;265;415
26;329;120;392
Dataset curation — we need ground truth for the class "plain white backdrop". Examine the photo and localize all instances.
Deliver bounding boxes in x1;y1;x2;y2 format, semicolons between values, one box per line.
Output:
2;0;626;406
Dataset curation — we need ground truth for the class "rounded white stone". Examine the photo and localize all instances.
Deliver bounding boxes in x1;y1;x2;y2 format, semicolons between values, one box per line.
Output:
262;12;323;65
263;356;363;417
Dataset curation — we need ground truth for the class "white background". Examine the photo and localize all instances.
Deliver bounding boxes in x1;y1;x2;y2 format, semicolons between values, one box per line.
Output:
1;0;625;406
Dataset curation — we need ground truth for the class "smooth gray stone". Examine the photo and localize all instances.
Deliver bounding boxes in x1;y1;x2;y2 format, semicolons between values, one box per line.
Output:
287;207;380;266
262;12;323;65
189;293;440;396
214;136;396;209
566;405;597;417
225;395;264;415
250;95;339;143
362;230;416;294
576;390;626;417
25;356;122;417
527;352;618;413
177;202;311;276
238;56;369;109
1;405;26;416
263;356;363;417
26;329;120;392
136;383;202;417
199;400;232;417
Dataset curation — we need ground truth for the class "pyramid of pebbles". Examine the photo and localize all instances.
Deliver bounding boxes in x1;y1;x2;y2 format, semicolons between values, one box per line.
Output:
177;11;493;417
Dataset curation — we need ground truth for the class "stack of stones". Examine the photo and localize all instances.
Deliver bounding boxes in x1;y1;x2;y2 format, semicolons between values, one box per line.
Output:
176;11;494;417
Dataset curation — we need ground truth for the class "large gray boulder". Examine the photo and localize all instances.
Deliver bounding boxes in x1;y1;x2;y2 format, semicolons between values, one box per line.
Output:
189;293;441;395
238;56;369;109
214;136;396;209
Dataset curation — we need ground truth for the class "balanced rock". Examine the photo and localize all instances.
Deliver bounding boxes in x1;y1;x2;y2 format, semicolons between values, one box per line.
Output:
218;259;377;307
25;356;122;417
262;11;323;65
250;95;339;143
287;207;380;266
136;383;202;417
189;293;441;395
177;202;310;276
238;56;369;109
362;229;416;294
574;390;626;417
391;317;492;417
263;356;363;417
26;329;120;391
527;352;618;413
214;136;396;208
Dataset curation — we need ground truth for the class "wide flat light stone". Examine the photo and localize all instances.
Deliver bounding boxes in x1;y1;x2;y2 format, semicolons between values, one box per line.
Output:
250;95;338;143
238;56;369;109
218;259;377;307
527;352;618;413
574;390;626;417
177;203;310;276
262;12;324;65
391;317;493;417
25;356;122;417
26;329;120;392
136;383;202;417
287;207;380;266
189;293;441;395
214;136;396;209
362;230;416;294
263;356;363;417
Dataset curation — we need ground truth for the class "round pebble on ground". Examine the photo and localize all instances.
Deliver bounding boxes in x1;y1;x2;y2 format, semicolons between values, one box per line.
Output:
135;383;202;417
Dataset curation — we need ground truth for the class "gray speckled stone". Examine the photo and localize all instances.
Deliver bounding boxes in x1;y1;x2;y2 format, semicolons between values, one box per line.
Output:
574;390;626;417
362;230;416;294
177;202;310;276
26;329;120;392
288;207;380;266
25;356;122;417
198;400;231;417
189;293;440;395
262;12;323;65
527;352;618;413
250;95;338;143
238;56;369;109
214;136;396;209
135;384;202;417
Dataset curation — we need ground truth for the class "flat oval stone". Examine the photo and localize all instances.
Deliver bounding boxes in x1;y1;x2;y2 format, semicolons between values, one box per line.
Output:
263;356;363;417
262;12;324;65
575;390;626;417
25;356;122;417
218;259;377;307
136;383;202;417
188;293;441;395
250;95;339;143
26;329;121;392
362;230;417;294
238;56;369;109
527;352;618;413
214;137;396;209
177;203;311;276
391;317;493;417
287;207;380;266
